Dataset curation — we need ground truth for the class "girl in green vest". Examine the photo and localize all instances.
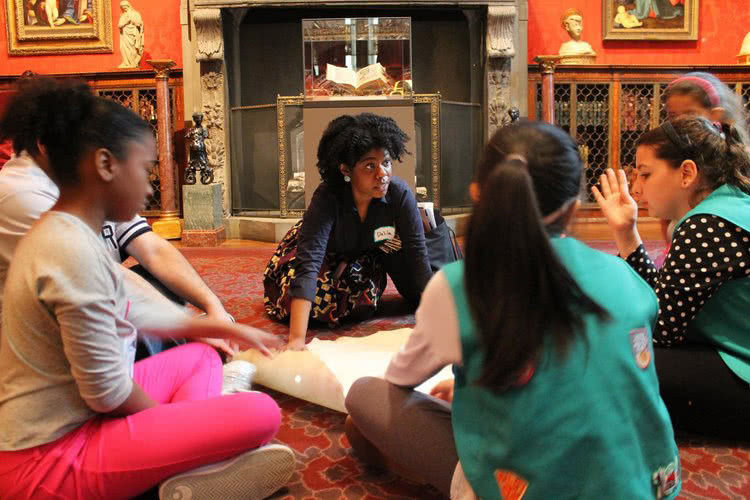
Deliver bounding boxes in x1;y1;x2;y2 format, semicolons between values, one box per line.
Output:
634;72;750;264
346;121;680;499
594;115;750;439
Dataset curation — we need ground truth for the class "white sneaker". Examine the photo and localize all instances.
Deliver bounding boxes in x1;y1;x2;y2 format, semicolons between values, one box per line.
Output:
159;444;295;500
222;360;257;395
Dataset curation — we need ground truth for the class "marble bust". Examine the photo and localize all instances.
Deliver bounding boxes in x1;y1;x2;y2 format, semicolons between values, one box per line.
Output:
739;32;750;64
559;8;596;57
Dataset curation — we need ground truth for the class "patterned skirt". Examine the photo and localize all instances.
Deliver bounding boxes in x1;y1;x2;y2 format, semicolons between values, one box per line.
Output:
263;221;390;327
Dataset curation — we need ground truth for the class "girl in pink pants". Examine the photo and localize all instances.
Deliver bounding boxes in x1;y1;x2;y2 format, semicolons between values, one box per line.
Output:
0;343;283;498
0;78;294;499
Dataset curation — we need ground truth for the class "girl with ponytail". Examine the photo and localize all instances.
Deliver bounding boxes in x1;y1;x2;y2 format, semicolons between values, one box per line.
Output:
346;121;679;499
596;115;750;439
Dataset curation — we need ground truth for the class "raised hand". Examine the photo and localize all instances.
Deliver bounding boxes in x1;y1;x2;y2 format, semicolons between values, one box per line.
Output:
591;168;639;233
591;168;642;257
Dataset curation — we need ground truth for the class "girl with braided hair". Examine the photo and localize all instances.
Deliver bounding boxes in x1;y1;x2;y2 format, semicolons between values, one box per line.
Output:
264;113;432;349
595;115;750;439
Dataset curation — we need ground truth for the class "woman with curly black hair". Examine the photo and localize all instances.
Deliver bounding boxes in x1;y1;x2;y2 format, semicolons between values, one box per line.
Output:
263;113;432;349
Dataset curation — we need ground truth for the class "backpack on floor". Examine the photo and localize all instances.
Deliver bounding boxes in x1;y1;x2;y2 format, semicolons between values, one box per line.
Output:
423;209;463;272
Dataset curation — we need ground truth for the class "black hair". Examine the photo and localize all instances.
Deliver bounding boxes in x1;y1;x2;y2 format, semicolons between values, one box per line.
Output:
635;115;750;196
0;76;88;158
466;121;609;391
316;113;408;187
663;71;750;146
0;76;152;186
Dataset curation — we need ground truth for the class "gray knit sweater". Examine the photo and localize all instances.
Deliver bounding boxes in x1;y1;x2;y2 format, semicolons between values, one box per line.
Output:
0;212;136;451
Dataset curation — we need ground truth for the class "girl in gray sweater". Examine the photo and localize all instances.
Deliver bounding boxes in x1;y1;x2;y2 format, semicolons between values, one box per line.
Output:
0;77;294;499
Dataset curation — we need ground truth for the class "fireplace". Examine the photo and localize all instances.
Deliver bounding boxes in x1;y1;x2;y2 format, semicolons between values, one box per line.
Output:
186;0;527;237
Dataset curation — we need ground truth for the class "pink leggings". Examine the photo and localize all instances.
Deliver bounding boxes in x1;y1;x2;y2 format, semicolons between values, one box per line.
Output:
0;343;282;499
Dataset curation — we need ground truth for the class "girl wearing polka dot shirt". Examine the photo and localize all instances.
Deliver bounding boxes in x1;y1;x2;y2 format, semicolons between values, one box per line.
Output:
594;115;750;439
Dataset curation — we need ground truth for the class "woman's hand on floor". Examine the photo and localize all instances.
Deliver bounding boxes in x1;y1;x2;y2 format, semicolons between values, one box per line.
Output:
284;335;307;351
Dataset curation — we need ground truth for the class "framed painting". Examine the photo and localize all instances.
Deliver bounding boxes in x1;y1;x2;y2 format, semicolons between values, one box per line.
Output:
6;0;113;55
603;0;698;41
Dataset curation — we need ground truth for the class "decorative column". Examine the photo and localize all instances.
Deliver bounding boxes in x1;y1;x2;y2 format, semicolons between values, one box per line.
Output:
193;8;229;215
534;55;559;124
147;59;181;239
486;5;517;139
175;7;229;246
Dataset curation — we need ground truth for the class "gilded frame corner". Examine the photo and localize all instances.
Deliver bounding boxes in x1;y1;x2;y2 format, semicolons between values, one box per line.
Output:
413;93;441;209
277;94;305;218
6;0;113;55
603;0;698;41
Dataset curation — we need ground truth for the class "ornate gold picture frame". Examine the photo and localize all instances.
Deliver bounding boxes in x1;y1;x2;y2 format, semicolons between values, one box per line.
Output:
413;93;441;210
277;94;305;218
603;0;698;41
6;0;113;55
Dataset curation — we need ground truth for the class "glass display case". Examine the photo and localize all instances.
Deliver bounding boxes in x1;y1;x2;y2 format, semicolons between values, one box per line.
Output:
302;17;412;98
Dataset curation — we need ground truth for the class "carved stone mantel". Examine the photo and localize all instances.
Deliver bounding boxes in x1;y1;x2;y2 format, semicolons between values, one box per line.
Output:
486;4;517;139
193;8;223;61
191;8;229;214
187;0;527;219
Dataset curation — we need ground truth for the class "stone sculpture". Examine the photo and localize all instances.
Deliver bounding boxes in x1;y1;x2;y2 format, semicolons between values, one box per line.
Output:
185;112;213;185
559;8;596;58
117;0;144;69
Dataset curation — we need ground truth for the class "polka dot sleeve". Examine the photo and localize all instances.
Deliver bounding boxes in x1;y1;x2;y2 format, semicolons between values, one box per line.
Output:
625;215;750;346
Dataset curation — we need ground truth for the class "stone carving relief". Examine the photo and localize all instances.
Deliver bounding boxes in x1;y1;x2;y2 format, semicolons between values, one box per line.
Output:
487;5;516;58
194;8;223;61
200;62;228;213
486;6;516;139
487;58;513;138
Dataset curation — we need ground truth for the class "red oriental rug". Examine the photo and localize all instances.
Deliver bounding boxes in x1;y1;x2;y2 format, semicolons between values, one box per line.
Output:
178;242;749;500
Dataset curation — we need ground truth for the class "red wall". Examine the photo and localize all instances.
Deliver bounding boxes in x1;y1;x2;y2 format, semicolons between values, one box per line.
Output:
0;0;183;76
528;0;750;65
6;2;746;75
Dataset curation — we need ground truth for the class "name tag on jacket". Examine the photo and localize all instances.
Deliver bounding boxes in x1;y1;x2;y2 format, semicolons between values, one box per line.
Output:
374;226;396;242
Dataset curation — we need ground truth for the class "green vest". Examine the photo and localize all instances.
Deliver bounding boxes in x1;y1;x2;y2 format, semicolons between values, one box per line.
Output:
446;238;680;499
674;184;750;383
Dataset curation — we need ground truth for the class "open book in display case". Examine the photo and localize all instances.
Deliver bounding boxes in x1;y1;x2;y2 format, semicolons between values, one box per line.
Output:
303;17;412;98
228;9;486;219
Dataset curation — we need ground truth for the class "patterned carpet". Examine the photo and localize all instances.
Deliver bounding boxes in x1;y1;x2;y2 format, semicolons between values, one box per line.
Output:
180;242;750;499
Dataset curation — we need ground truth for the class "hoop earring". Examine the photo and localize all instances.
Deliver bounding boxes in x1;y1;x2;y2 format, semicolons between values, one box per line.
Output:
344;175;351;182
